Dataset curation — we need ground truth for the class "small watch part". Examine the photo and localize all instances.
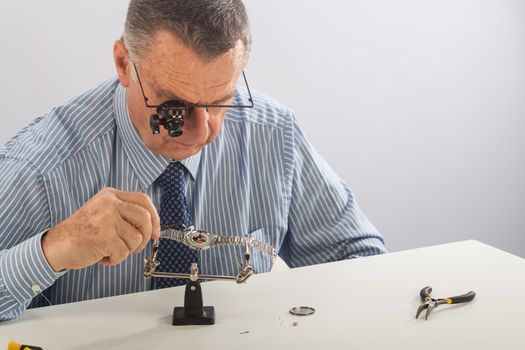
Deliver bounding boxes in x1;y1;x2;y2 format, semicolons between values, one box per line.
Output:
289;306;316;316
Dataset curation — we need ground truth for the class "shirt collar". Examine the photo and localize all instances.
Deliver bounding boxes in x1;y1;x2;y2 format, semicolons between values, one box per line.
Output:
113;83;201;191
179;153;201;181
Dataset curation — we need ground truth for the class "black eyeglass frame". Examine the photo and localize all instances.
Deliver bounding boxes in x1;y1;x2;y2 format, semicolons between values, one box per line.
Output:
131;62;254;137
132;62;254;109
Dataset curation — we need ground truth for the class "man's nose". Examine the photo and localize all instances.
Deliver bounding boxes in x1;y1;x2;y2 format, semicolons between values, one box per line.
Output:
185;107;209;129
188;107;209;121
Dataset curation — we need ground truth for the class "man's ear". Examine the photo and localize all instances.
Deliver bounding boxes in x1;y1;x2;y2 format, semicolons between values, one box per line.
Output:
113;40;131;87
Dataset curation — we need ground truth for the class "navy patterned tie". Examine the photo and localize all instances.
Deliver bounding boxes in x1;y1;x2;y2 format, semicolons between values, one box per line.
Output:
154;161;198;288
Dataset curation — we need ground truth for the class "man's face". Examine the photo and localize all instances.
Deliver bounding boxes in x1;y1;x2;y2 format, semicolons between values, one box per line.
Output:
115;31;245;160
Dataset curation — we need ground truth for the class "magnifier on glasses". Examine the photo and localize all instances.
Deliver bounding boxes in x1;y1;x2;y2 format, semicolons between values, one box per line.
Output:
149;100;187;137
132;62;255;138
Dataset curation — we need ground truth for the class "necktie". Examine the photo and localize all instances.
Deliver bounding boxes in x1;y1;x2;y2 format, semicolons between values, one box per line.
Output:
153;161;198;288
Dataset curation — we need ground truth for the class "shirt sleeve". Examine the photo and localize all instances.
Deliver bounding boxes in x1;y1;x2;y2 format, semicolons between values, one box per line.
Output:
0;157;64;321
279;113;387;268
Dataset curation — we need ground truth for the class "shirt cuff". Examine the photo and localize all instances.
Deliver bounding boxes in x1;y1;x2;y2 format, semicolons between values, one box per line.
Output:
0;231;66;304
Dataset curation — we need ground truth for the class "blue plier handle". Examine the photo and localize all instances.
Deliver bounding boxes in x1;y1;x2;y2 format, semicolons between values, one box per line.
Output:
415;286;476;320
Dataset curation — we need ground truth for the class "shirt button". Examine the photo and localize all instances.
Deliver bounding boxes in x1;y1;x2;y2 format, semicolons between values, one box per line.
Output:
31;284;42;294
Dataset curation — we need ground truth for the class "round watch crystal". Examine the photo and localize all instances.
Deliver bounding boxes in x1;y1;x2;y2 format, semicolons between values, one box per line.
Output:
289;306;315;316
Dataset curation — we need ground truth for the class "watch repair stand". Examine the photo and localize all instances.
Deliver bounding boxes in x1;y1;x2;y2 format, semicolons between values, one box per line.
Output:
173;271;215;325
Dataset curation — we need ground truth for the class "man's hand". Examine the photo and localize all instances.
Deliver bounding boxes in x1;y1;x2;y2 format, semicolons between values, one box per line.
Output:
42;188;161;272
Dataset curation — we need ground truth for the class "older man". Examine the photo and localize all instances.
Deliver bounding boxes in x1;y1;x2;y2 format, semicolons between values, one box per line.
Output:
0;0;385;321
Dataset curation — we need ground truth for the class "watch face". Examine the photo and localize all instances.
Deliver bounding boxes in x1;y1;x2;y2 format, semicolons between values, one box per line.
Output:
184;230;216;250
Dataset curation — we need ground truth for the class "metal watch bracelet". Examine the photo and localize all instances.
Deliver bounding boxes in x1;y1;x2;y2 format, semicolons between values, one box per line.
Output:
159;226;277;259
144;226;277;284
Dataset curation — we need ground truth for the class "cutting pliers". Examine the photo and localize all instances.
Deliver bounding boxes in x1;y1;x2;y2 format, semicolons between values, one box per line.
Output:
415;286;476;320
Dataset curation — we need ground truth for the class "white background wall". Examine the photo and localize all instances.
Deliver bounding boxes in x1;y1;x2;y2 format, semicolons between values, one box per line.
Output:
1;1;524;256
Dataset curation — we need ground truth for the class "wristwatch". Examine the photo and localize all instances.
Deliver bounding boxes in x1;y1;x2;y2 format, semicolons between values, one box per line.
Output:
160;226;277;257
144;226;277;284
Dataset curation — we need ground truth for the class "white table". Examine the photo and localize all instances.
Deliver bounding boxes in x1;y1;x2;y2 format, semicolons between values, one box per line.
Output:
1;240;524;349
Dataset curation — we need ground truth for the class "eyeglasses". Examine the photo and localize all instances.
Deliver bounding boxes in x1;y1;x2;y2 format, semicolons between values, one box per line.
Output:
132;62;254;137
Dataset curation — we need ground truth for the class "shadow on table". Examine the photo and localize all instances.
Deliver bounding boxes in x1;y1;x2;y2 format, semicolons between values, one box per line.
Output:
68;315;189;350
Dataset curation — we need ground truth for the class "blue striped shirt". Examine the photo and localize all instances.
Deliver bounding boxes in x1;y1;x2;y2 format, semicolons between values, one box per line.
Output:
0;78;386;321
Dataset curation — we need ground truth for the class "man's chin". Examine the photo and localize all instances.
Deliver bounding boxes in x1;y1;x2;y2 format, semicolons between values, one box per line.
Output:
139;124;211;160
171;139;201;148
164;144;203;161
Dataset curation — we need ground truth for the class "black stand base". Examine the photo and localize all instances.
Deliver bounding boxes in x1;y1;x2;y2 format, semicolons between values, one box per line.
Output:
173;305;215;325
172;280;215;326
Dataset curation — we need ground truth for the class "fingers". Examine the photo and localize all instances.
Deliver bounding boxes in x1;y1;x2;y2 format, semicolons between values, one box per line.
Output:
46;188;163;270
117;202;153;253
113;190;161;240
116;217;144;253
99;238;132;266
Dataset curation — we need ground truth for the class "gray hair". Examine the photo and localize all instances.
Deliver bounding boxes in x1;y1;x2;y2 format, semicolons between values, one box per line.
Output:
123;0;251;64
